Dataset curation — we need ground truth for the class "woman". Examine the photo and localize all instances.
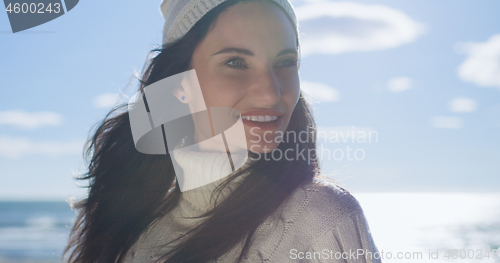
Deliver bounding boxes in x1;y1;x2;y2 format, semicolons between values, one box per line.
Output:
64;0;381;262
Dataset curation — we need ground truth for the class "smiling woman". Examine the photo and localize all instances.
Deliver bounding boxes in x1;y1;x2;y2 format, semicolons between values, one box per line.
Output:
63;0;381;262
188;0;300;154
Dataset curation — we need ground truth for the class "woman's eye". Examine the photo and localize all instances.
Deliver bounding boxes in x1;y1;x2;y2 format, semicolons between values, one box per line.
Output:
277;58;298;68
225;57;247;70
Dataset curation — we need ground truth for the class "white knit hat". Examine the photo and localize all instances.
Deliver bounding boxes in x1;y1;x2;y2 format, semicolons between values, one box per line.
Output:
159;0;298;45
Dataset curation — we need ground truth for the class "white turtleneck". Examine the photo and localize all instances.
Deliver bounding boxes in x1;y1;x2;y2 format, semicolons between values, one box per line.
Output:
172;140;252;213
123;141;381;263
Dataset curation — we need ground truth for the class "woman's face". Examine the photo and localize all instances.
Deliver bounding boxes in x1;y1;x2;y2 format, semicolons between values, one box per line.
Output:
187;0;300;154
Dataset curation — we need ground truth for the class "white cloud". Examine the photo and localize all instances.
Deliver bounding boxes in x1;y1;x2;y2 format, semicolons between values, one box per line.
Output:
0;110;62;129
457;34;500;88
0;135;84;158
448;97;477;113
301;81;340;103
93;93;121;108
295;1;425;56
387;77;412;92
430;116;463;129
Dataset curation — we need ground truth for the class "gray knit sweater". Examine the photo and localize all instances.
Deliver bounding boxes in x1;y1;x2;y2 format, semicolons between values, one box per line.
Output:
123;146;381;263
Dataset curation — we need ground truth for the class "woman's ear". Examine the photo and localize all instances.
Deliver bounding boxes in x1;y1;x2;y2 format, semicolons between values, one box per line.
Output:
173;87;189;103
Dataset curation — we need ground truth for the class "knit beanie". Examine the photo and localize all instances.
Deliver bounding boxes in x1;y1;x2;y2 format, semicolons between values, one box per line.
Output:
159;0;298;45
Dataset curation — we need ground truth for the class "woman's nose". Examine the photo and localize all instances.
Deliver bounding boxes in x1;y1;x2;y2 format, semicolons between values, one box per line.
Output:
250;68;281;106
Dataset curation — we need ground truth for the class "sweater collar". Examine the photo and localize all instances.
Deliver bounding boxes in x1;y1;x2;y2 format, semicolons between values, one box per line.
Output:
172;137;253;213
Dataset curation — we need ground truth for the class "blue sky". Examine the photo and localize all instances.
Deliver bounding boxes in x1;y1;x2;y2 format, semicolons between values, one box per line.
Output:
1;0;499;200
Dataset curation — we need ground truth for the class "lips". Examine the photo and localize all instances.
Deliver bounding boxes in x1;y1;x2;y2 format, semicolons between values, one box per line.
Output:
238;109;284;130
241;115;278;122
241;109;283;117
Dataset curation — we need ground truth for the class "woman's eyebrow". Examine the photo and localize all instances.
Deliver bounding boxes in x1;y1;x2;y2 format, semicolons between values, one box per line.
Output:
212;47;298;57
213;47;254;56
277;48;298;57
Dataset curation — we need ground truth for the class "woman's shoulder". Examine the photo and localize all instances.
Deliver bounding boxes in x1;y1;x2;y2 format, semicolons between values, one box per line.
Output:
286;176;363;220
248;177;377;262
302;176;358;203
263;176;366;234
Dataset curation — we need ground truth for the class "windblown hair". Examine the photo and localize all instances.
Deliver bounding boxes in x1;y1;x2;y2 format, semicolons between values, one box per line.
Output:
64;0;319;262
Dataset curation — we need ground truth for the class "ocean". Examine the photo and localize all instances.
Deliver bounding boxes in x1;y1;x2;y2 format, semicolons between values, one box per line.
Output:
0;202;75;263
0;193;499;262
356;193;500;263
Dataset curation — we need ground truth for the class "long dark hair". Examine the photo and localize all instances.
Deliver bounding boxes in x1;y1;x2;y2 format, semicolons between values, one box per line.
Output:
64;0;319;262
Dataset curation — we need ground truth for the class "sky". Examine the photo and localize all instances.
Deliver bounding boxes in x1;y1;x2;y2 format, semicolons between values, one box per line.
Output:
0;0;499;200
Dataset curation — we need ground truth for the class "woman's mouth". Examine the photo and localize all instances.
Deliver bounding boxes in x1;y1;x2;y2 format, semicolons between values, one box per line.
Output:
238;114;283;130
240;115;279;122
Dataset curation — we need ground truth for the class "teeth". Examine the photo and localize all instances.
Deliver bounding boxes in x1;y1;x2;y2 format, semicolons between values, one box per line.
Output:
241;115;279;122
